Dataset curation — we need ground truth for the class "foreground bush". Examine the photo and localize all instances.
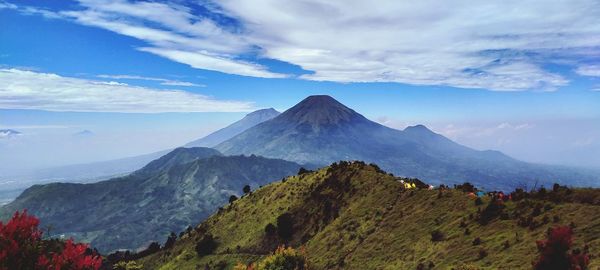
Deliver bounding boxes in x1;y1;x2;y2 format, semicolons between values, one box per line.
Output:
533;226;590;270
0;210;102;270
234;246;307;270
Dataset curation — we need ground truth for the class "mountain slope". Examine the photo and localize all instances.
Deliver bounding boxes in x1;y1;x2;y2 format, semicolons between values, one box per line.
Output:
0;147;301;253
0;108;280;201
138;162;600;269
216;95;598;190
185;108;280;148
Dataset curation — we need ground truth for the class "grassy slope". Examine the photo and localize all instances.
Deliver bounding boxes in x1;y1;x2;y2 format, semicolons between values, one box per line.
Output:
139;162;600;270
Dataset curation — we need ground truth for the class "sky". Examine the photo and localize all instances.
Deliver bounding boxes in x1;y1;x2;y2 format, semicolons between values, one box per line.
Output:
1;0;600;176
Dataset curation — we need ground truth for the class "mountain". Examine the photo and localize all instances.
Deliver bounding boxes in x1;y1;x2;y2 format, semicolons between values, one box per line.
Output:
216;95;599;190
0;147;301;253
0;129;22;138
0;108;279;200
73;130;94;137
137;162;600;269
185;108;280;148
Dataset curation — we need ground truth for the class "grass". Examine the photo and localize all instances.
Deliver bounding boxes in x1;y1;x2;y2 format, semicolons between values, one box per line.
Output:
138;162;600;269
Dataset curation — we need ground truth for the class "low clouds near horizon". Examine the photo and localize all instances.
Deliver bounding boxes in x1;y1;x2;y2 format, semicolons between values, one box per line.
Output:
0;69;253;113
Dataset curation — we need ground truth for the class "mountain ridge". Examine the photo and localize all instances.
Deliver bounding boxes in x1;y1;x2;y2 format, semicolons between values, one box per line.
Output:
137;161;600;269
0;147;301;252
216;95;599;190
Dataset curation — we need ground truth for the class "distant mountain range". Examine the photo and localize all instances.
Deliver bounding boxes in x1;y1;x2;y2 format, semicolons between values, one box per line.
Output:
0;147;300;252
185;108;280;147
0;109;280;195
2;95;599;255
0;129;22;138
216;95;599;190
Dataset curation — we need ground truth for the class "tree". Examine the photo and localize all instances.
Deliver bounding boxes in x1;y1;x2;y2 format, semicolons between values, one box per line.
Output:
298;167;311;175
264;223;277;236
163;232;177;249
229;195;238;204
195;234;217;257
276;213;294;241
243;185;251;194
533;226;590;270
0;210;102;270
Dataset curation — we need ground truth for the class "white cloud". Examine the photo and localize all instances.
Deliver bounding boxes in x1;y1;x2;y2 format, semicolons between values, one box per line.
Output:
56;0;287;79
0;69;253;113
7;0;600;90
438;122;533;139
216;0;600;91
576;65;600;77
97;74;205;87
138;47;287;78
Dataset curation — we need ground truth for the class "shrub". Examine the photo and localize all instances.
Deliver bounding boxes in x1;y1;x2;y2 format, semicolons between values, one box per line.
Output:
277;213;294;241
163;232;177;249
297;167;311;175
243;185;251;194
478;198;505;225
477;248;488;260
234;246;307;270
472;237;482;246
0;210;102;270
195;234;217;257
430;230;445;242
265;223;277;236
457;182;475;193
229;195;239;204
532;226;590;270
503;240;510;250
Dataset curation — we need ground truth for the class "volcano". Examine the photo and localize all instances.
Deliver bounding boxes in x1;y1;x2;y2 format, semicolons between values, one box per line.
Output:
216;95;599;190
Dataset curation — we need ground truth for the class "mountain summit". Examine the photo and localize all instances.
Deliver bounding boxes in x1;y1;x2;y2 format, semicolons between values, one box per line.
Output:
279;95;367;126
185;108;280;147
216;96;599;190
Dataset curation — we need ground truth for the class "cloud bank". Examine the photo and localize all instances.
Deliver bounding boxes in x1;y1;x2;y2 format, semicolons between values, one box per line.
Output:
5;0;600;91
0;69;253;113
97;74;205;87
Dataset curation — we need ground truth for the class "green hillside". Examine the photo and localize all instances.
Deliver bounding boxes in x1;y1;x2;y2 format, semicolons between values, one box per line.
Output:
0;148;301;253
137;161;600;270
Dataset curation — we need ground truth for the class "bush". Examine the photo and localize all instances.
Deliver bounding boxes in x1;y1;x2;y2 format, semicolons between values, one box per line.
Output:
277;213;294;241
298;167;312;175
265;223;277;236
478;199;505;225
229;195;239;204
477;248;488;260
430;230;445;242
472;237;482;246
0;210;102;270
234;246;307;270
163;232;177;249
533;226;590;270
503;240;510;250
457;182;475;193
195;234;218;257
243;185;251;194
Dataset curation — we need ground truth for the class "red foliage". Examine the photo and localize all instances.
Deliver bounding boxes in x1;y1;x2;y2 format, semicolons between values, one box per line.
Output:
0;210;102;270
533;226;590;270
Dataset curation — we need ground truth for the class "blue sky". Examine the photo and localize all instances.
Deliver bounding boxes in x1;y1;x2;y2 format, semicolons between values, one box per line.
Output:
1;0;600;173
